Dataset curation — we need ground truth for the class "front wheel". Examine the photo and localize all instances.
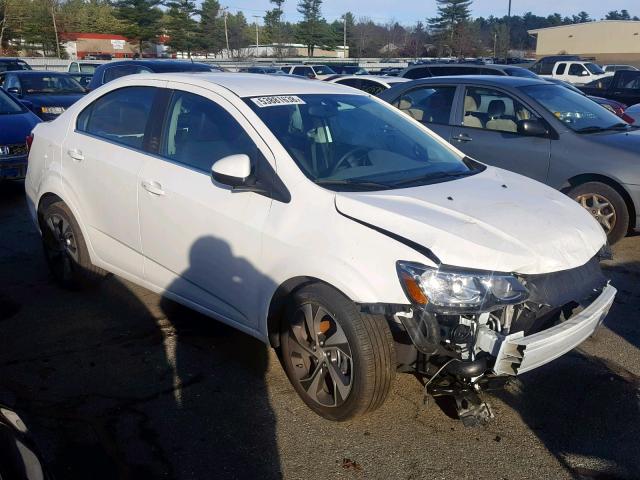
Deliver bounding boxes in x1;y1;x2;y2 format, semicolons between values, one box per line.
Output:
568;182;629;245
280;283;395;421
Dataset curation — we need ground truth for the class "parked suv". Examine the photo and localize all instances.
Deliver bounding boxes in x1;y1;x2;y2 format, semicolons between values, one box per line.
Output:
26;73;615;425
280;64;336;79
539;61;612;85
379;76;640;243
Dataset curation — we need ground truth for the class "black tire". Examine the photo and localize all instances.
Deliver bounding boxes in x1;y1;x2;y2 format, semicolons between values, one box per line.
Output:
40;201;107;288
568;182;629;245
280;283;395;421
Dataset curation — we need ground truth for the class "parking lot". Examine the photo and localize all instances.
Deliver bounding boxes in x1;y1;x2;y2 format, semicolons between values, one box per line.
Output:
0;179;638;480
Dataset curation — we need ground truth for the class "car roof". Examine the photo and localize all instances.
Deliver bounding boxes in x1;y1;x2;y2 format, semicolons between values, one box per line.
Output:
0;58;27;62
332;75;410;83
399;75;548;87
96;59;211;71
125;72;363;97
5;70;69;76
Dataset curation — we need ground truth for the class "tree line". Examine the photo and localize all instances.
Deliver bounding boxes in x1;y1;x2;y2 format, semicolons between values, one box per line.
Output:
0;0;638;59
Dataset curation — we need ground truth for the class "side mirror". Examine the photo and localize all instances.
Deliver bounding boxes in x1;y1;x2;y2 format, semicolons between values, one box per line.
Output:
581;71;589;76
7;87;21;97
211;154;252;188
518;119;548;137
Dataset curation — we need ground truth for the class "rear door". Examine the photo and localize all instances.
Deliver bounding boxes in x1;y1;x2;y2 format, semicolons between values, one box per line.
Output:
61;80;165;278
387;84;459;140
449;84;551;182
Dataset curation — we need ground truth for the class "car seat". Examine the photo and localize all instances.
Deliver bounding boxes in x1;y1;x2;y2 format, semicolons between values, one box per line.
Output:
463;95;483;128
486;100;517;133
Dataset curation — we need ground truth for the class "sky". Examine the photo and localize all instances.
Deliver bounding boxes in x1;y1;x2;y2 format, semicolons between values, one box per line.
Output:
216;0;639;24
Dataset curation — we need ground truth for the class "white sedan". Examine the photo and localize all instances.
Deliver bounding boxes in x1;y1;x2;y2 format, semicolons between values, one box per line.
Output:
327;74;410;95
25;73;615;424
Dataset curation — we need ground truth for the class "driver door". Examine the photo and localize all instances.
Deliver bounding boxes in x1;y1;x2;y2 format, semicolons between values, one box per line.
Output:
138;85;274;329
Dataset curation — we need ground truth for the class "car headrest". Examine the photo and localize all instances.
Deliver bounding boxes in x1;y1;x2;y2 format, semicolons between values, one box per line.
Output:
488;99;506;118
464;95;478;112
398;99;412;110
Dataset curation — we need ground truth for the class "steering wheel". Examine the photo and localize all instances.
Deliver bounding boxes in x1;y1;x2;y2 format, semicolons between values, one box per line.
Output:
330;147;370;176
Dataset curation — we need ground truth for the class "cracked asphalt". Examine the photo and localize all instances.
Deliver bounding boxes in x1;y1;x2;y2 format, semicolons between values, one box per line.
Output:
1;180;639;480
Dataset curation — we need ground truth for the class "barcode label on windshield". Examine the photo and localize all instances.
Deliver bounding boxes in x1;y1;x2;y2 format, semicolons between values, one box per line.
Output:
251;95;306;108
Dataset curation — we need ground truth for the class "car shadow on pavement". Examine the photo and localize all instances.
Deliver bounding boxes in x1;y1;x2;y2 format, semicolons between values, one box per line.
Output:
497;260;640;480
0;189;282;479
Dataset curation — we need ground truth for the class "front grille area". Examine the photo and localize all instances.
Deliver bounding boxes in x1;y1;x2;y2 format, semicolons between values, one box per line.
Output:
0;144;28;157
520;254;607;308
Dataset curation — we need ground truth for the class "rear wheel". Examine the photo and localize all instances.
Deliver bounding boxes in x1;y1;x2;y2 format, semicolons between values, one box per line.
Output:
568;182;629;245
280;283;395;421
40;201;107;288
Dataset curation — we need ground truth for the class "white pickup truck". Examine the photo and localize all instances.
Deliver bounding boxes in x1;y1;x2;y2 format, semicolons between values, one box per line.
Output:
540;61;613;85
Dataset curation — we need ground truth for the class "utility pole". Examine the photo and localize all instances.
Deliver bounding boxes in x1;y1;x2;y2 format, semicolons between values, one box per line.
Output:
343;14;347;59
506;0;512;59
253;15;260;57
222;7;230;56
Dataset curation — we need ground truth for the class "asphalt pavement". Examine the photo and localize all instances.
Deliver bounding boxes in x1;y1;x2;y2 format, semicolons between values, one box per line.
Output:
1;180;639;480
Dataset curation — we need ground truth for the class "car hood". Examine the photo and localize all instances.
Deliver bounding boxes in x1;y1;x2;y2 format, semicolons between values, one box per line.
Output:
23;93;84;108
334;167;605;275
0;112;40;144
581;127;640;152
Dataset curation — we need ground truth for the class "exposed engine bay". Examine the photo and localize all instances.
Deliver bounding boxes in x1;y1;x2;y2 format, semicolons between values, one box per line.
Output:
367;252;616;427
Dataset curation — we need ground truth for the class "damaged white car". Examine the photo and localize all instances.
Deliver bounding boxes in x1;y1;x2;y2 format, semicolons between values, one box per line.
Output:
25;73;616;425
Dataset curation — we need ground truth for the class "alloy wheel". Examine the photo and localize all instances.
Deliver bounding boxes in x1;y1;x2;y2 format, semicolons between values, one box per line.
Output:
286;303;354;407
576;193;616;233
43;213;79;280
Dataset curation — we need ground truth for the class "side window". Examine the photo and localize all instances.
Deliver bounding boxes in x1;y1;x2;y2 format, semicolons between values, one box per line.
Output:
568;64;587;76
480;68;504;76
358;79;386;95
555;63;566;75
292;66;312;77
76;86;157;149
5;75;20;91
103;65;153;84
462;86;538;134
393;85;456;125
337;78;361;89
161;91;258;173
404;67;430;79
69;62;79;73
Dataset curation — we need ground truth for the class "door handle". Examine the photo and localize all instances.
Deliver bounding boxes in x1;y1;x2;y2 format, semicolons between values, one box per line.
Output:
67;148;84;161
141;180;165;196
453;133;473;142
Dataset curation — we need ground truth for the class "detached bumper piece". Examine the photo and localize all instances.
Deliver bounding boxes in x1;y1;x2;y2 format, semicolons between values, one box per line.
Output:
478;284;616;375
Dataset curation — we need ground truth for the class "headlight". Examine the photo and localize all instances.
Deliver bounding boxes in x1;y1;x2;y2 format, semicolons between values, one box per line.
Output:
397;261;529;313
40;106;65;115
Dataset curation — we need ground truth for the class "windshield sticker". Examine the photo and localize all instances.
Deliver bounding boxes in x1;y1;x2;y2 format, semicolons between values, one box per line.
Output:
251;95;306;108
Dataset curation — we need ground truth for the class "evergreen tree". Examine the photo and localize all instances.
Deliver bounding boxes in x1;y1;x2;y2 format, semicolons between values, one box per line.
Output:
296;0;324;56
112;0;163;55
165;0;199;57
428;0;472;56
199;0;225;55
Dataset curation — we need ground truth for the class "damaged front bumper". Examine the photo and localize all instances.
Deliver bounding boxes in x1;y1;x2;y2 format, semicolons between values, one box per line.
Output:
477;283;616;375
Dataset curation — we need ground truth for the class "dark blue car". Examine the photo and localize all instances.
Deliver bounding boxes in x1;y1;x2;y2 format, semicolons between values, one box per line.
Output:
86;59;218;91
0;88;40;180
0;71;86;121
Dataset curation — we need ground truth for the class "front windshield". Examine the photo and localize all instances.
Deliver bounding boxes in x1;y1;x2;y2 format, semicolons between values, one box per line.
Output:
585;63;605;75
521;83;625;132
0;89;24;114
313;65;336;75
505;68;538;78
20;74;85;94
247;94;482;190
